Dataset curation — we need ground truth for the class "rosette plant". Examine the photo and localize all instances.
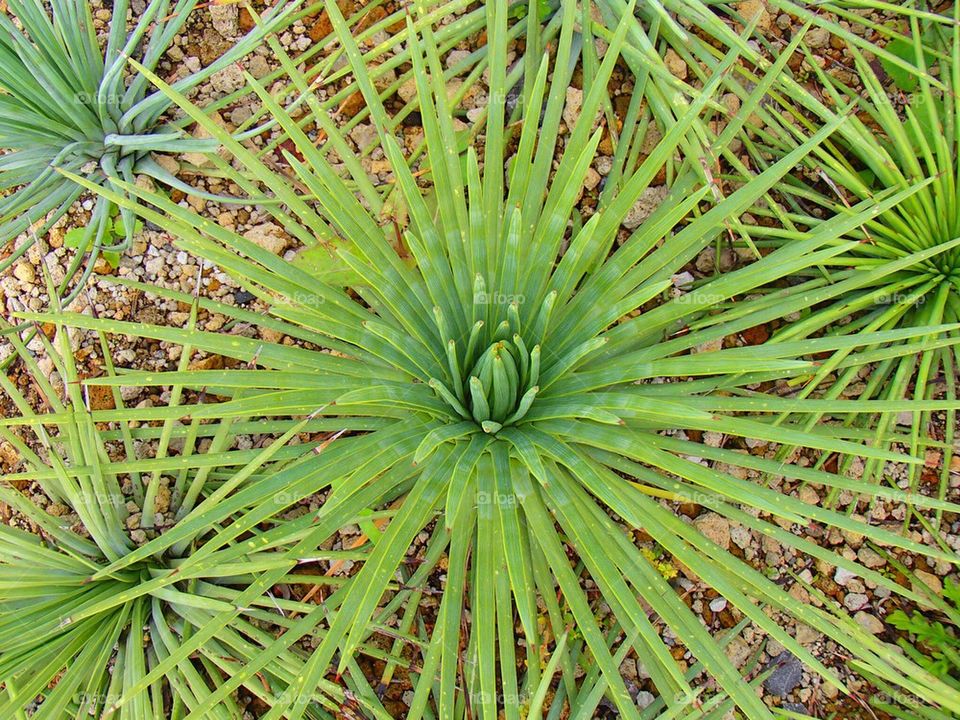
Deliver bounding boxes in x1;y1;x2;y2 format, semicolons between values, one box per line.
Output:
6;0;960;718
697;2;960;508
0;0;304;297
0;312;405;719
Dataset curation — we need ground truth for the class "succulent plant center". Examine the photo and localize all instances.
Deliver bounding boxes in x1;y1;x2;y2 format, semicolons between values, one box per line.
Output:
428;277;543;434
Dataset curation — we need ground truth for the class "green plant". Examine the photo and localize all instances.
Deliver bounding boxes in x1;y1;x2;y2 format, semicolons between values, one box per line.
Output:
692;3;960;518
889;581;960;682
6;1;960;719
0;309;408;719
866;578;960;720
0;0;305;298
62;208;142;268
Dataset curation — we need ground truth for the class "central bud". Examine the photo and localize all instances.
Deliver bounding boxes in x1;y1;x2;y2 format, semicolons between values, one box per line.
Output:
463;335;539;433
428;276;550;434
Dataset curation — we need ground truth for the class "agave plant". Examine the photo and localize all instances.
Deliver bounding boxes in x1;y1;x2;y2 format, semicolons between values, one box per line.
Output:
688;3;960;512
0;303;413;718
5;0;960;718
0;0;309;297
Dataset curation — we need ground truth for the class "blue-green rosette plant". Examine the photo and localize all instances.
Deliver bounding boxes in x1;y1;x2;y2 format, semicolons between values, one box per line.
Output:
0;0;299;298
8;1;960;718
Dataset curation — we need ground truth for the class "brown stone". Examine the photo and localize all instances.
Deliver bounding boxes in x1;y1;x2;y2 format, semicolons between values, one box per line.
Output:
339;91;365;118
87;385;116;411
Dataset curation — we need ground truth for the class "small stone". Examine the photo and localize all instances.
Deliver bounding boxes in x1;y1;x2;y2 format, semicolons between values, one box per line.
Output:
695;246;735;273
664;49;687;79
563;87;583;129
806;27;831;48
703;431;724;448
834;567;857;586
87;386;115;411
730;524;752;549
782;703;809;716
398;78;417;103
857;547;885;569
725;637;752;668
798;486;819;505
260;327;284;344
622;186;669;229
843;593;869;611
339;91;365;118
209;4;238;37
737;0;772;31
154;485;171;515
243;223;290;255
144;256;165;277
795;624;820;646
636;691;654;709
249;55;271;79
709;597;727;612
189;354;224;371
229;106;253;125
914;570;943;595
764;652;803;697
854;611;884;635
0;442;18;469
13;263;35;283
694;512;730;550
210;64;244;94
154;154;180;175
583;167;601;191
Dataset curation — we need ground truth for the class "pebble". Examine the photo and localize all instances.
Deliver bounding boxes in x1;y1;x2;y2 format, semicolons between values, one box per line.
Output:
854;611;885;635
622;186;669;229
211;64;245;94
834;567;857;586
144;256;165;277
243;223;290;255
249;55;271;79
663;49;687;79
805;27;831;49
563;87;583;129
857;547;885;568
737;0;772;31
209;4;238;37
694;512;731;550
764;651;803;697
913;569;943;594
843;593;869;611
13;263;35;283
730;524;752;549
